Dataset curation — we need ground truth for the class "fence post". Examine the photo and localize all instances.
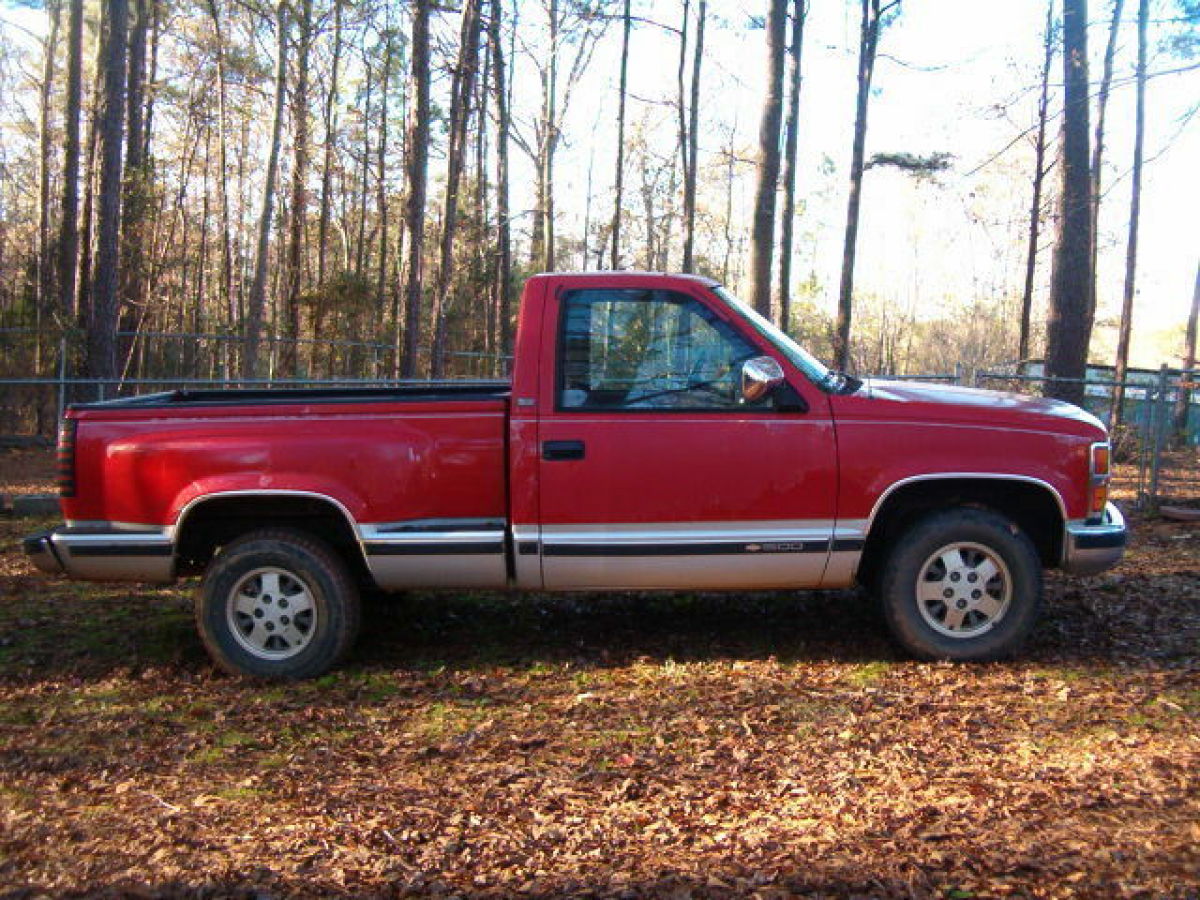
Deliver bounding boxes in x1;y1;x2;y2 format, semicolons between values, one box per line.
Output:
1148;363;1170;509
56;337;67;425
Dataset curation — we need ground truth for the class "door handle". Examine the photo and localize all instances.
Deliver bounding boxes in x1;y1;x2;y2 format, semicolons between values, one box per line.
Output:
543;440;585;461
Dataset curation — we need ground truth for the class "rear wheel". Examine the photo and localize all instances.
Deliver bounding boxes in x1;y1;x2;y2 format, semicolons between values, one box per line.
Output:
196;528;360;679
879;508;1042;661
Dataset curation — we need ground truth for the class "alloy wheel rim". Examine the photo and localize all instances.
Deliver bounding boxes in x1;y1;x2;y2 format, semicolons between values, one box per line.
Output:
915;541;1012;638
227;567;317;660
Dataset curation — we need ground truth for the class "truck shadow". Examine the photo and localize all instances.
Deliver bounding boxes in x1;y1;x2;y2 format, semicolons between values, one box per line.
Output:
354;587;896;671
0;561;1191;684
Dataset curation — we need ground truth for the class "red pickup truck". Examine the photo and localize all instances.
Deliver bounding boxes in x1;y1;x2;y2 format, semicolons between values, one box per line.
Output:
25;273;1126;678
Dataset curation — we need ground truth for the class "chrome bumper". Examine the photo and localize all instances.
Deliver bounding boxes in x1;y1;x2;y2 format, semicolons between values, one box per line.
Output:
1061;502;1127;576
22;526;175;583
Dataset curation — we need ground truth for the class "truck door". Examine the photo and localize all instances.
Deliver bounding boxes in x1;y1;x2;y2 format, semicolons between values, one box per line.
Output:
535;285;840;590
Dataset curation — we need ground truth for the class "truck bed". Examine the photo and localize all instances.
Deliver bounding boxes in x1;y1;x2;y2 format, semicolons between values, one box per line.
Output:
74;382;511;409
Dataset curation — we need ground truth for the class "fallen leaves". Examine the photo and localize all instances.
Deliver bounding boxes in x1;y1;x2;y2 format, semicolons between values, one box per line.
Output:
0;506;1198;897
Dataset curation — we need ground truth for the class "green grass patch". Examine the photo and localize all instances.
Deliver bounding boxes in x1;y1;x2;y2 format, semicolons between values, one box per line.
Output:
842;660;893;688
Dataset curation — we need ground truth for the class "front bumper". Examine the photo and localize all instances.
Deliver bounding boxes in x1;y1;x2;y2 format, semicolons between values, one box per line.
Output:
22;526;175;583
1061;502;1127;576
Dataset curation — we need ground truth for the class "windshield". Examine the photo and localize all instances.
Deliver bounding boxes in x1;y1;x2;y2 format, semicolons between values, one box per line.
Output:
711;286;834;389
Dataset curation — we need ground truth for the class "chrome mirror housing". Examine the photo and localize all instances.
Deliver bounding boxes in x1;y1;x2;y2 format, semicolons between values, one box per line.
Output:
741;356;785;404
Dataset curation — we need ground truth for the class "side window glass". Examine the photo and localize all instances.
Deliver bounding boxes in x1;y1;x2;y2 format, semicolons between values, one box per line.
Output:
559;289;765;410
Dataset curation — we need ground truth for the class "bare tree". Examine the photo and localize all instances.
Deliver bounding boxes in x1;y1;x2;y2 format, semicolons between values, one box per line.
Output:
749;0;787;318
681;0;706;274
244;2;288;380
317;0;343;288
834;0;898;369
1043;0;1093;405
88;0;130;381
777;0;806;331
375;24;394;361
204;0;236;332
518;0;608;272
57;0;83;323
35;1;61;351
281;0;314;377
1090;0;1124;327
401;0;432;378
1110;0;1149;424
490;0;514;360
1019;0;1056;369
431;0;483;377
120;0;149;329
610;0;631;269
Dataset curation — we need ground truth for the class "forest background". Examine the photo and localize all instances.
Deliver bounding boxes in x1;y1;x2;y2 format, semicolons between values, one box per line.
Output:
0;0;1198;407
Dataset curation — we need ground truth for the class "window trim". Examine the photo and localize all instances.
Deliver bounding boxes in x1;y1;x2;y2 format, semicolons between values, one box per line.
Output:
552;287;792;415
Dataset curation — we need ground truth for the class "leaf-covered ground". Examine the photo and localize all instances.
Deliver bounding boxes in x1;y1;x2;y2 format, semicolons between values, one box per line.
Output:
0;481;1197;897
0;448;56;498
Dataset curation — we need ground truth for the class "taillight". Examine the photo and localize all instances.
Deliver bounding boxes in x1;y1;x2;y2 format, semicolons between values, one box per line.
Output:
1088;441;1111;516
57;419;77;497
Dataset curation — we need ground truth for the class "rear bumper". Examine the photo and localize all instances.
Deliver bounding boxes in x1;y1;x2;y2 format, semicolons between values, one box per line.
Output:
22;526;174;583
1061;502;1127;576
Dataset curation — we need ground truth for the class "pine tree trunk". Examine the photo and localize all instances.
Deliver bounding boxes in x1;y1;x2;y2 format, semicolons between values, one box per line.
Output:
610;0;631;270
1109;0;1148;425
120;0;148;373
282;0;312;377
490;0;513;364
777;0;806;332
58;0;83;324
36;1;61;354
1019;0;1055;371
749;0;787;318
530;0;558;271
431;0;483;377
401;0;432;378
88;0;129;382
1043;0;1094;406
355;61;372;277
376;29;393;365
317;0;342;288
681;0;705;274
76;45;104;336
205;0;236;332
1089;0;1124;327
243;2;288;381
834;0;885;370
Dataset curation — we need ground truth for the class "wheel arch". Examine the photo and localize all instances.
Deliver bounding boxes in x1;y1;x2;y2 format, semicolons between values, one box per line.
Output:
858;475;1066;588
173;491;370;582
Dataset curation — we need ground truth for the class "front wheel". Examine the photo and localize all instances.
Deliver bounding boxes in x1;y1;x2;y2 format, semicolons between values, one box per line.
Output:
196;528;361;679
878;508;1042;661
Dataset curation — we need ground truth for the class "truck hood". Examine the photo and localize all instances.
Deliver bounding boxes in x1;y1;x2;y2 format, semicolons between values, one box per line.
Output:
832;377;1107;438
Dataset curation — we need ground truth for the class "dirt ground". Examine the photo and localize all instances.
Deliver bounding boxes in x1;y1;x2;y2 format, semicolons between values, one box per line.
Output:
1;490;1198;897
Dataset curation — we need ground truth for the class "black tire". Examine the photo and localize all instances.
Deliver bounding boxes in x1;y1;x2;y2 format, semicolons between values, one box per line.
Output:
195;528;361;679
878;507;1042;661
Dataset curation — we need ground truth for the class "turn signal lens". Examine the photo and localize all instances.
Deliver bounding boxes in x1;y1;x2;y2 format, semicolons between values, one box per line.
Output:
1090;482;1109;516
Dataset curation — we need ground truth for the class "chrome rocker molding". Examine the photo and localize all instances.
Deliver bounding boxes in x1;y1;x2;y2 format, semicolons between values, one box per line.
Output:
539;521;850;590
1062;502;1126;576
359;521;507;589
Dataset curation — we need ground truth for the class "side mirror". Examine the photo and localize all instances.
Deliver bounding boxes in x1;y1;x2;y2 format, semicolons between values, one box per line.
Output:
741;356;785;404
